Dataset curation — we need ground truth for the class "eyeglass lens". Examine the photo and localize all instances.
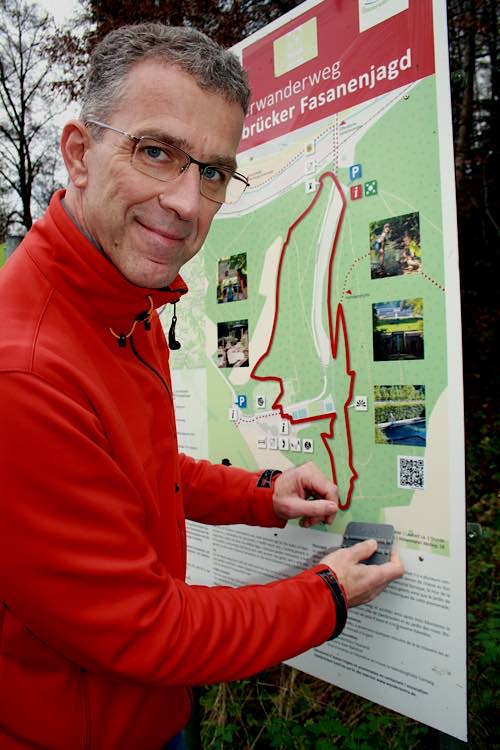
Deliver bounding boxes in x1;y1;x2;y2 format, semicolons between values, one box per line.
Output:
132;137;247;205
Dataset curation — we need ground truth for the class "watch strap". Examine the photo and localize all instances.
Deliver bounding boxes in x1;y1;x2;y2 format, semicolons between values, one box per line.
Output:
256;469;282;489
316;568;348;639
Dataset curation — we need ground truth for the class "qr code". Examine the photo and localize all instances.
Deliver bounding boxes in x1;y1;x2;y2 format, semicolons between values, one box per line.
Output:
397;456;425;490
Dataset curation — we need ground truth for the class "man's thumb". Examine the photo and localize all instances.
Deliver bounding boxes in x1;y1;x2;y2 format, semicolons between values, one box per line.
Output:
350;538;378;562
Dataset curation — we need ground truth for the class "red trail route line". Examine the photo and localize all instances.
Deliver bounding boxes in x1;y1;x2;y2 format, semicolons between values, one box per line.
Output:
250;171;358;510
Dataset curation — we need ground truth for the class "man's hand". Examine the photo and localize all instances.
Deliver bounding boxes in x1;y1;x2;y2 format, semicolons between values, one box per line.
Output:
272;462;339;527
321;540;404;607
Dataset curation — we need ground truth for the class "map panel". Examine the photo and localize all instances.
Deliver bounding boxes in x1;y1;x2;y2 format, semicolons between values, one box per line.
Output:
169;75;446;529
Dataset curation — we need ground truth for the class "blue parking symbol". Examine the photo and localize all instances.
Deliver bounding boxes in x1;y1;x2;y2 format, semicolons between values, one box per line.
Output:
349;163;362;182
236;395;247;408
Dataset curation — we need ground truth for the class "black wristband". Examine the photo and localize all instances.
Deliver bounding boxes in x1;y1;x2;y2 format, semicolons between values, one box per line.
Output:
316;569;348;640
256;469;282;489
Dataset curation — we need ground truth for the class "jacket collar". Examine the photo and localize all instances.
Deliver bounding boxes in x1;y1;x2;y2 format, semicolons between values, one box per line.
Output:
24;189;188;332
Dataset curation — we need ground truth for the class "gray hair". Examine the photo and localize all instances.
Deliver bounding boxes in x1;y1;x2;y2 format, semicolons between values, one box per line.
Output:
80;23;251;123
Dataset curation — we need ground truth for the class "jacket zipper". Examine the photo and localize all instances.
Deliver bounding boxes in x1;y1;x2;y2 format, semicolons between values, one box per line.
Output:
129;334;173;403
129;333;185;561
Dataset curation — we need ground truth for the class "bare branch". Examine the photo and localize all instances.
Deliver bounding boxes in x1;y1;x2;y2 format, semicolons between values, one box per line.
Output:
0;0;65;233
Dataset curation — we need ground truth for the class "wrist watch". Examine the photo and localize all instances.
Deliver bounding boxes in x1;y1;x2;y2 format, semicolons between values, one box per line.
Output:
316;568;348;639
256;468;282;489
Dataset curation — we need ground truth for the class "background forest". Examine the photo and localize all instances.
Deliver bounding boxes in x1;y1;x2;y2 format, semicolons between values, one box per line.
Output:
0;0;498;747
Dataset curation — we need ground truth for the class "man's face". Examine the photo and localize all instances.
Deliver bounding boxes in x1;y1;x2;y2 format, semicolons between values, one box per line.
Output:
78;61;244;288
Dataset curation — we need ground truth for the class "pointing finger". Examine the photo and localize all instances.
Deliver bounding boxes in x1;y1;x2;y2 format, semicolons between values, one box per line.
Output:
300;499;338;518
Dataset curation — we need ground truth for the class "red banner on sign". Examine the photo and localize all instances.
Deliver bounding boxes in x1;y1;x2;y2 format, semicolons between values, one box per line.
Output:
240;0;434;151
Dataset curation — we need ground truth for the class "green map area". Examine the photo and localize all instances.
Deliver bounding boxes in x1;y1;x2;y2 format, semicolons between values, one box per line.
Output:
168;76;449;540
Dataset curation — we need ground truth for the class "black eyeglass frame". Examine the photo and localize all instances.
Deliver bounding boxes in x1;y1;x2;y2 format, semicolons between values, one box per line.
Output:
84;119;250;205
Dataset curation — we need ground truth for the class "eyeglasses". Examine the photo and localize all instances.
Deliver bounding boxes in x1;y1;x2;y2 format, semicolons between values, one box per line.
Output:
85;120;249;205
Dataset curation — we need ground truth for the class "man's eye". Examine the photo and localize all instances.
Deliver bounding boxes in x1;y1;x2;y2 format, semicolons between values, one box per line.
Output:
203;166;228;183
144;145;168;161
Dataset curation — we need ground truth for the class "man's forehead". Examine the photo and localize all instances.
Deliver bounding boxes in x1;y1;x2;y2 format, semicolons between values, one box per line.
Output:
112;61;244;165
122;59;237;110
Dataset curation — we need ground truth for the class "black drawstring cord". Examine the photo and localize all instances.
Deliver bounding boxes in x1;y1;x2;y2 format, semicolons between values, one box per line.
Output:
109;295;154;347
109;296;182;350
168;303;181;350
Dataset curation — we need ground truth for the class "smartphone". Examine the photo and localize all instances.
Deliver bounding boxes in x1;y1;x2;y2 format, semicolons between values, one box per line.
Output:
341;522;394;565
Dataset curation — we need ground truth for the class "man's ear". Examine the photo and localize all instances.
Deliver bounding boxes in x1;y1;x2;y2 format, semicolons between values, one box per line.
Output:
60;120;92;188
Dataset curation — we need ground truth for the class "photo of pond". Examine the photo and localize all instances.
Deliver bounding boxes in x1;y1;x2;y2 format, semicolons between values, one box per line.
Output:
374;384;426;447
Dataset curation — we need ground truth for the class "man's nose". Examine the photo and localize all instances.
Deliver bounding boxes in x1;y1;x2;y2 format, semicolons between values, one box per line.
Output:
157;163;202;220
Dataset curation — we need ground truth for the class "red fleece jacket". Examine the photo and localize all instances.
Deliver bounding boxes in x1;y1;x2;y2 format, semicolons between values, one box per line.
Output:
0;191;338;750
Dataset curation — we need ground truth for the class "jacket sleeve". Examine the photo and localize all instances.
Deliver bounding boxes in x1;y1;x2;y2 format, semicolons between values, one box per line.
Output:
179;454;286;528
0;372;339;687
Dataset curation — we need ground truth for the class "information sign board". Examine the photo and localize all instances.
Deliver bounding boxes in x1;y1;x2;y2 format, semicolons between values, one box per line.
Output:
167;0;467;739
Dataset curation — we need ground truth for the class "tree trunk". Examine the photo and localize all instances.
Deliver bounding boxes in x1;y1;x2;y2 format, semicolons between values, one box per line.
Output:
454;0;476;195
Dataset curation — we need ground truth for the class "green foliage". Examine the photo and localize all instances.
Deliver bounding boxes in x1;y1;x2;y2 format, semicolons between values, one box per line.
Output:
374;425;388;444
374;404;425;423
374;385;424;402
370;212;420;247
227;253;247;274
198;669;434;749
464;522;500;746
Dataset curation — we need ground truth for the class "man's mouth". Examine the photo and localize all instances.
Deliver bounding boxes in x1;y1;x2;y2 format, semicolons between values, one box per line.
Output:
136;219;187;243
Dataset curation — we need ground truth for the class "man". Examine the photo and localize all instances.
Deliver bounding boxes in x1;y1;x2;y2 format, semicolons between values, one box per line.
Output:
0;23;403;750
